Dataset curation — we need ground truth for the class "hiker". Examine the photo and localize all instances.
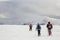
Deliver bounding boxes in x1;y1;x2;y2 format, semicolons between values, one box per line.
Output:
29;24;33;31
46;22;53;36
36;23;41;36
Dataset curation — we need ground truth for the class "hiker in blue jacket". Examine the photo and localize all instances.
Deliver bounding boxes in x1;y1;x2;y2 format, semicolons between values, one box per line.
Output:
36;23;41;36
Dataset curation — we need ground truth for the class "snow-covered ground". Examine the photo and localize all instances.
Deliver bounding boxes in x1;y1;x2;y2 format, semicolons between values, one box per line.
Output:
0;25;60;40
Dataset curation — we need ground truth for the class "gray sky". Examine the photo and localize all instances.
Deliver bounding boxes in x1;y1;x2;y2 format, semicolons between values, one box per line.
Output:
0;0;60;19
12;0;60;16
0;0;60;24
0;0;9;1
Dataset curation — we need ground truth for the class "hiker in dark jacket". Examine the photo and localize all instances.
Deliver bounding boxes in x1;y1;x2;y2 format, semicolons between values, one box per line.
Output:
36;23;41;36
29;24;33;31
47;22;53;36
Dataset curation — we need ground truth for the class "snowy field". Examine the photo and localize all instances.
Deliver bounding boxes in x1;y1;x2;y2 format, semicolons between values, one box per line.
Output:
0;25;60;40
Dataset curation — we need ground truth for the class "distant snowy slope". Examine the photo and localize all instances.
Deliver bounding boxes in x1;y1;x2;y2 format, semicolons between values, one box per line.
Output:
45;16;60;25
0;16;60;25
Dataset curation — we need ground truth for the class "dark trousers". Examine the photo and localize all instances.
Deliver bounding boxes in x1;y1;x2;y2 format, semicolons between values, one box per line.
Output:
48;28;52;36
29;27;32;31
38;30;40;36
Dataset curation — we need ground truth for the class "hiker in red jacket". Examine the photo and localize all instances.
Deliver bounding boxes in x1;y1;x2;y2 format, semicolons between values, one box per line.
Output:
29;24;33;31
46;22;53;36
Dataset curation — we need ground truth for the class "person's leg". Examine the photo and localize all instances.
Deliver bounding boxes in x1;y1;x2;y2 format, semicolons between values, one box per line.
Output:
38;30;39;36
38;30;40;36
40;30;41;35
48;29;50;36
48;29;51;36
49;29;52;35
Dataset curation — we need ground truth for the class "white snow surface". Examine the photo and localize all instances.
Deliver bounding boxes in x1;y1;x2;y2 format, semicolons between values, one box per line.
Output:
0;25;60;40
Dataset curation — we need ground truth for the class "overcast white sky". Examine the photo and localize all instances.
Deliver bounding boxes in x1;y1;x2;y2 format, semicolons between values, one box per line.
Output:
0;0;60;24
12;0;60;15
0;0;10;1
0;0;60;18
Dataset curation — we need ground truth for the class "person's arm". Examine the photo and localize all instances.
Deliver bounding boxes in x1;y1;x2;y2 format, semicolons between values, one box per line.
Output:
51;24;53;28
47;24;48;28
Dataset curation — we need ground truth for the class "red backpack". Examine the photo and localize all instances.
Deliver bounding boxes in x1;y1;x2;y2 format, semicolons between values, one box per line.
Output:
48;24;52;28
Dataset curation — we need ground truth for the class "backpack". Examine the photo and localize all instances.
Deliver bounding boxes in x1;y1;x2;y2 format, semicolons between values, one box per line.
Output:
47;24;52;28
